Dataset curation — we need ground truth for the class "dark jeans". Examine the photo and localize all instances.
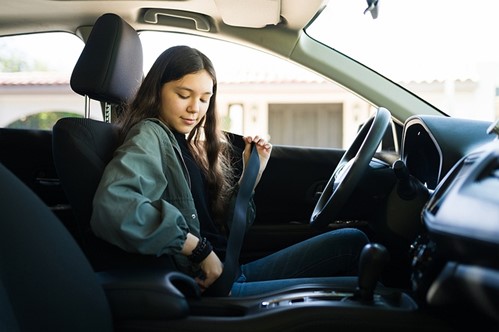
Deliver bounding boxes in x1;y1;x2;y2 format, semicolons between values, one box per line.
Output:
230;227;369;297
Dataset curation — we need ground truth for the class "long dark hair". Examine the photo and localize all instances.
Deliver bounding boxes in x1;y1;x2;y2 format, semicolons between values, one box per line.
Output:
117;45;234;224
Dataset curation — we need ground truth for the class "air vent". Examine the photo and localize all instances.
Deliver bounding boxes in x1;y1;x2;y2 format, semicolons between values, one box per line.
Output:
476;158;499;182
426;153;480;216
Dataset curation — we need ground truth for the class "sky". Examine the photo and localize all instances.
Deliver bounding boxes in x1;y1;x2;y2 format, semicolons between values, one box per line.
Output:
307;0;499;82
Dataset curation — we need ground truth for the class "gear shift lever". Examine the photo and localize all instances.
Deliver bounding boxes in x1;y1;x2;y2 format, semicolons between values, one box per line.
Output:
356;243;389;302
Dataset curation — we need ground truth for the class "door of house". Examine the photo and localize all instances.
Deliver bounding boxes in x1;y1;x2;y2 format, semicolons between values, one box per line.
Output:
268;103;343;148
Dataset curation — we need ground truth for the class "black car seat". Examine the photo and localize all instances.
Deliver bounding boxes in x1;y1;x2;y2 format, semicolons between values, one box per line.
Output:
0;159;201;330
52;13;174;272
0;162;114;331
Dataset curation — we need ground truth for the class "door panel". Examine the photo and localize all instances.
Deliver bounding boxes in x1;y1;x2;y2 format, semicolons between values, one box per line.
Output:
0;128;76;236
241;145;346;262
240;143;398;263
253;145;343;225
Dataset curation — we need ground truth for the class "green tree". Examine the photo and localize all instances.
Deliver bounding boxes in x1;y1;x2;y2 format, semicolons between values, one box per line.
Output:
0;41;50;72
8;111;81;130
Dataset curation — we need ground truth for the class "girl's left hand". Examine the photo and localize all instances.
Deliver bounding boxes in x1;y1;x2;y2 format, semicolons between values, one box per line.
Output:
242;135;272;188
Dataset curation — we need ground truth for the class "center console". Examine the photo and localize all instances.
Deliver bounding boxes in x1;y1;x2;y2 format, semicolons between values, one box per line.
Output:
102;243;455;332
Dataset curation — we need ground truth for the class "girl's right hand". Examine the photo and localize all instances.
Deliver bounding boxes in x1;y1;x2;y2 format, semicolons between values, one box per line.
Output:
195;251;223;292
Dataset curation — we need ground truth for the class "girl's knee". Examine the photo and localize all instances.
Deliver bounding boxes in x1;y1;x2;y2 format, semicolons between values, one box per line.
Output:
348;228;369;244
326;227;369;249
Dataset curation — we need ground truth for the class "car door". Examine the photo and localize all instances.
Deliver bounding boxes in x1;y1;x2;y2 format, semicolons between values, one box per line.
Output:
241;124;401;263
242;144;345;262
0;32;100;237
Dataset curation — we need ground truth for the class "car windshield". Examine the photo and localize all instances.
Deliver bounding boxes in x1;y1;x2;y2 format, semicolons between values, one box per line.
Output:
306;0;499;122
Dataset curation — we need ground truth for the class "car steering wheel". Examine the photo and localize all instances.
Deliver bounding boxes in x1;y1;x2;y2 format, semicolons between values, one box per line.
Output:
310;107;391;229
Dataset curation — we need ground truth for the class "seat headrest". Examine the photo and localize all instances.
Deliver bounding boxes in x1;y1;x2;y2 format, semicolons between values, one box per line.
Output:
70;13;143;105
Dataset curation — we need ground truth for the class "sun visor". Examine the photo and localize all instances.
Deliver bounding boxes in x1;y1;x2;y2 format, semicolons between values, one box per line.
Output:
215;0;281;28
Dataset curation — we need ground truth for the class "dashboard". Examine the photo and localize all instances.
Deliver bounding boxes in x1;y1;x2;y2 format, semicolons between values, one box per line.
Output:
401;115;494;190
401;115;499;325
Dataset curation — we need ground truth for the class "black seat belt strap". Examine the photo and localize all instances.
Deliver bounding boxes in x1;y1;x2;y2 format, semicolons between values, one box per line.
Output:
204;143;259;296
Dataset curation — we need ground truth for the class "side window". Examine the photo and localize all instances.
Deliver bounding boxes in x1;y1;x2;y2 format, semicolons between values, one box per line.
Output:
140;31;374;149
0;32;103;130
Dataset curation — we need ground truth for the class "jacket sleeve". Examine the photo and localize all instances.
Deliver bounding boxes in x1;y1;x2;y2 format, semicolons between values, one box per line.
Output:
90;123;192;257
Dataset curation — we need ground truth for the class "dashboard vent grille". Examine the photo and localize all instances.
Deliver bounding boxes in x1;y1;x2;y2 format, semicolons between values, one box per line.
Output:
476;158;499;182
426;154;479;216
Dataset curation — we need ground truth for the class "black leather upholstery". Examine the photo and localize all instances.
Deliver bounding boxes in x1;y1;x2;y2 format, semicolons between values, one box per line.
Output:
0;162;114;331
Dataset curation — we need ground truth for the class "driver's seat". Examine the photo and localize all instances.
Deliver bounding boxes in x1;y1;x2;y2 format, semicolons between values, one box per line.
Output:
52;13;174;272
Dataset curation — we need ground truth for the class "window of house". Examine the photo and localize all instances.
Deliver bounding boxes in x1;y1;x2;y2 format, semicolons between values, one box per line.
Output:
227;103;244;135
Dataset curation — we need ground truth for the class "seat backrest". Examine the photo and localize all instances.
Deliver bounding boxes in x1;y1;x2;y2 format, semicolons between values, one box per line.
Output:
0;162;113;331
53;117;123;270
54;117;120;227
53;13;174;271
